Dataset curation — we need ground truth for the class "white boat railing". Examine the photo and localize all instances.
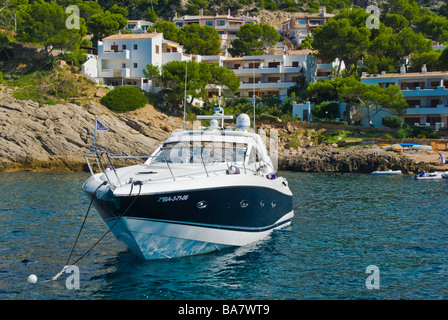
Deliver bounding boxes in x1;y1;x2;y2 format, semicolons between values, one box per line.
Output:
85;151;178;186
84;149;275;187
85;151;144;186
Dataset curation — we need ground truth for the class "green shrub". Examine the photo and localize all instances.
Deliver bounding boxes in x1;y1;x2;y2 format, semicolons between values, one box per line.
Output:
100;86;147;112
45;55;59;70
13;86;46;102
62;48;87;67
259;113;279;123
288;137;300;148
428;132;442;139
410;126;423;138
396;128;407;139
146;92;162;107
280;114;297;123
382;134;393;140
331;130;351;137
383;116;403;129
311;102;340;119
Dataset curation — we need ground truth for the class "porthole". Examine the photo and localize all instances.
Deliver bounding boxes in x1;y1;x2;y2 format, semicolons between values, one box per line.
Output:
271;201;276;208
240;200;249;208
197;201;208;209
260;200;265;207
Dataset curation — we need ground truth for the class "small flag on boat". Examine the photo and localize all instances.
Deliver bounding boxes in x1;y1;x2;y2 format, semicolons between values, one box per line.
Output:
95;119;108;131
92;118;108;151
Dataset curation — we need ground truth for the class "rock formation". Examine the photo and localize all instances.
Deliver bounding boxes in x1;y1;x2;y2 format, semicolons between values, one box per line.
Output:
0;89;182;172
278;144;433;174
0;89;436;174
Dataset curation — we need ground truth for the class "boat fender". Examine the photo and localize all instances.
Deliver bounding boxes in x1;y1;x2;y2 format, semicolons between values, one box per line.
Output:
266;173;276;180
227;165;240;175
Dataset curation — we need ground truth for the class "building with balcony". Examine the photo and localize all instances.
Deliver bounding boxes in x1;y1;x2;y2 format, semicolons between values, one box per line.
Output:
202;50;317;101
172;9;260;51
288;49;339;81
96;33;163;91
199;49;341;101
82;32;191;92
281;7;334;45
360;69;448;127
125;20;153;33
82;33;341;103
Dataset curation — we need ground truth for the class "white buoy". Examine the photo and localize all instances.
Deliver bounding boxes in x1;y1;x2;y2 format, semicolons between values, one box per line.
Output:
27;274;38;284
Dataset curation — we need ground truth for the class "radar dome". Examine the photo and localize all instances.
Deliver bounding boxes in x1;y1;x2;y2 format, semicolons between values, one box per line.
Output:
209;119;219;129
236;114;251;131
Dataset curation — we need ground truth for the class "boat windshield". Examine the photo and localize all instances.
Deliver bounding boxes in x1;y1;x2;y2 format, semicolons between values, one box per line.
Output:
153;141;247;164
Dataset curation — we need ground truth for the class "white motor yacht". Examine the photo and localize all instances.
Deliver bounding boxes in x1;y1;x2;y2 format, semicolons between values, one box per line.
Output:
82;110;293;259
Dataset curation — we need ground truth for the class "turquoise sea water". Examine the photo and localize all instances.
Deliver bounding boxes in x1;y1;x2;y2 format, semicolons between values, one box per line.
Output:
1;171;448;300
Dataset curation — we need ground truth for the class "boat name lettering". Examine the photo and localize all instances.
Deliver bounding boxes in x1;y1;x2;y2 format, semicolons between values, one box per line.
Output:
158;195;189;202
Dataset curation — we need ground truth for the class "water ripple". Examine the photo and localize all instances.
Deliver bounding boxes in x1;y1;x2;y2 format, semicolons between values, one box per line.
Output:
1;172;448;299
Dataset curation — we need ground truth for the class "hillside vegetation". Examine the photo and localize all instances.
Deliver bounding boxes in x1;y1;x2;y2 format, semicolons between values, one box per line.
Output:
2;1;448;127
1;60;99;105
103;0;445;20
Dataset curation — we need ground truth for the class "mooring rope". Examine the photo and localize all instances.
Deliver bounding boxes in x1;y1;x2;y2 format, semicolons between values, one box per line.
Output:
66;182;107;265
50;180;143;281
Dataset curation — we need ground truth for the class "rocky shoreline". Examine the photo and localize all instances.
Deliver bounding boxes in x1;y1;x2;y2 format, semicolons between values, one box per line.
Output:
0;92;438;174
0;90;180;172
278;144;434;174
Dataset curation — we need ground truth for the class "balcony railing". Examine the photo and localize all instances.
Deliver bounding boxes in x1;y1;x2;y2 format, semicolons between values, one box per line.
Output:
99;68;130;78
401;86;448;97
239;80;295;89
100;49;130;60
405;104;448;115
215;24;241;31
230;65;302;75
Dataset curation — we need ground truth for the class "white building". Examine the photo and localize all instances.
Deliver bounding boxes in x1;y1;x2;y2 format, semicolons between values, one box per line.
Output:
97;33;163;91
173;9;260;51
292;101;312;121
207;49;340;101
83;33;190;92
82;33;341;103
220;52;315;101
125;20;153;33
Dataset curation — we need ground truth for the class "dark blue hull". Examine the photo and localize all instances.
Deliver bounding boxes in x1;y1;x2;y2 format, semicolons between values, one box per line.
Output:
91;185;293;231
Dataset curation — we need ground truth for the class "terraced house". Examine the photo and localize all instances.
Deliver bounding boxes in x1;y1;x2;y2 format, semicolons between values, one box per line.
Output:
172;9;260;51
361;68;448;128
200;48;342;101
281;7;334;45
82;29;341;106
218;50;316;100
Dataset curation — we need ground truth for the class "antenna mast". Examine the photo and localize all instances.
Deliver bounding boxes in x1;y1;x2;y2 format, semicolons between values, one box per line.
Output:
253;59;256;131
183;61;188;130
